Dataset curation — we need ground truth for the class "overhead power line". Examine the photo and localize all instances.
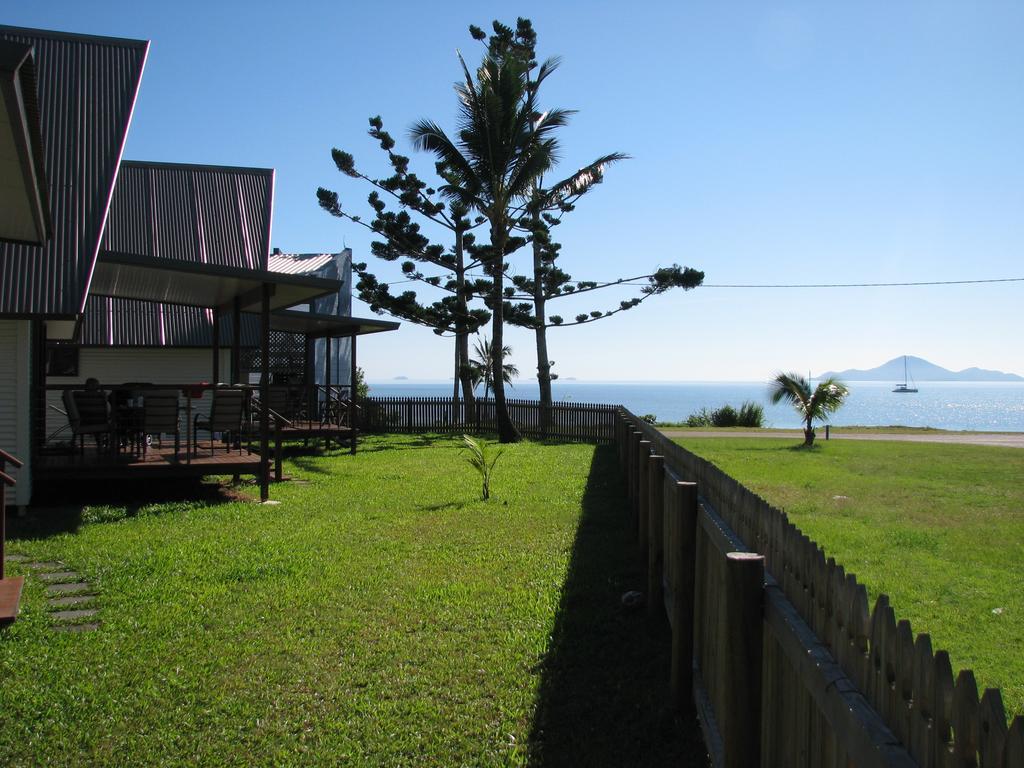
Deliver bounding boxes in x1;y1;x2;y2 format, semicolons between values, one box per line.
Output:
698;277;1024;289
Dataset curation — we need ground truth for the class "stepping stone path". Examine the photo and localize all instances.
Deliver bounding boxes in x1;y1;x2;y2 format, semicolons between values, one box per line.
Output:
6;556;101;632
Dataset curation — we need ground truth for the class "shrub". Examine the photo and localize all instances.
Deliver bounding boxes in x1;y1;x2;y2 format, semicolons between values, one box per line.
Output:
686;408;713;427
737;401;765;428
685;401;765;429
711;404;739;427
641;413;657;424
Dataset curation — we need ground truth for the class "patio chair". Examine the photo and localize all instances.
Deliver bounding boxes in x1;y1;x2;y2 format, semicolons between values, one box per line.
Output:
63;389;114;455
142;390;181;457
193;387;245;455
267;387;293;421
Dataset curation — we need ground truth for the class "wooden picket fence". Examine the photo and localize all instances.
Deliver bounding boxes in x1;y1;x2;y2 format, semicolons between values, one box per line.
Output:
616;408;1024;768
359;396;617;442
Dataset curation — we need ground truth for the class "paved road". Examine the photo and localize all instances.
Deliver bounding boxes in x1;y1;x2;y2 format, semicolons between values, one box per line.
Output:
658;429;1024;449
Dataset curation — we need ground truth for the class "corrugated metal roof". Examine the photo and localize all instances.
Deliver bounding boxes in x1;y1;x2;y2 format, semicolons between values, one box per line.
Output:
81;160;279;347
268;251;335;275
0;26;148;316
102;160;274;270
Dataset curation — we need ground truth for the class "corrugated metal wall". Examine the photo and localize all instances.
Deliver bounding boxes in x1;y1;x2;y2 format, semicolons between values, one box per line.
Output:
0;27;147;316
101;161;272;270
0;320;32;506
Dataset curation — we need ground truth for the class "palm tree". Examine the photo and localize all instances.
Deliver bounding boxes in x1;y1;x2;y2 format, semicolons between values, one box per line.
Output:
768;373;849;447
469;336;518;399
408;25;567;442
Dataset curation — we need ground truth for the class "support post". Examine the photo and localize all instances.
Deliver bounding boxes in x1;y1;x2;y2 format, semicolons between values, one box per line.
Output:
211;307;221;384
259;283;271;503
721;552;765;768
274;417;282;482
647;454;665;622
349;333;358;455
669;481;699;708
231;296;241;384
304;336;315;420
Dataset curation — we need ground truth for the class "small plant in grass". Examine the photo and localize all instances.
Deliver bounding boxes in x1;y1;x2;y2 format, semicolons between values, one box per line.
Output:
769;372;848;446
460;434;503;500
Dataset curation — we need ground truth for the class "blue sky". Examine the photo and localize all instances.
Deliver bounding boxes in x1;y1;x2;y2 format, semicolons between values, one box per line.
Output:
8;1;1023;380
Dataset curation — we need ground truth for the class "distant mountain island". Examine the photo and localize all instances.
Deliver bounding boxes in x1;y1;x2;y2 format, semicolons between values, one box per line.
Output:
819;356;1023;382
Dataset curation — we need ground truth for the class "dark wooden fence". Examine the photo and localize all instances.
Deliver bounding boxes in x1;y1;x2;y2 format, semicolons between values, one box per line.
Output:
616;408;1024;768
359;397;617;442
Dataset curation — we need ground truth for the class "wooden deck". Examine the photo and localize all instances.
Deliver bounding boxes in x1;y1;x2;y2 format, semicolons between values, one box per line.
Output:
278;420;354;441
35;445;263;480
0;576;25;625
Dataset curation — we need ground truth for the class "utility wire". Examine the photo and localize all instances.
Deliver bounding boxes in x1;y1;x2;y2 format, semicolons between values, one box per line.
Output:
698;277;1024;288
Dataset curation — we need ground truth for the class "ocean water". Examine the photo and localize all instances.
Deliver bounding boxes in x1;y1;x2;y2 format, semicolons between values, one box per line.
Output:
366;380;1024;432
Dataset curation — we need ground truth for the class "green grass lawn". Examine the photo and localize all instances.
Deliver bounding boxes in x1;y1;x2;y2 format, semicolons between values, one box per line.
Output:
1;435;703;767
673;436;1024;715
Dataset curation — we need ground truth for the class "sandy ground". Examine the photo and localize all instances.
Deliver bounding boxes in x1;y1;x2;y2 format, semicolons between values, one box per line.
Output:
657;429;1024;449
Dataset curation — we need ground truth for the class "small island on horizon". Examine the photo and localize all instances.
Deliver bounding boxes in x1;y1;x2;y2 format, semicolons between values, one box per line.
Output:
819;355;1023;382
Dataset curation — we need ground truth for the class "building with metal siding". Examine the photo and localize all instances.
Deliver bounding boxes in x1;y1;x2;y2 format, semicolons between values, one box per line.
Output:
0;27;147;507
101;160;274;271
0;26;148;319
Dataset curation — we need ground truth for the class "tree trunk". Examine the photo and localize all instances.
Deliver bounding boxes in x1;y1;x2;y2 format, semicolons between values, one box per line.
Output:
532;212;553;436
489;223;520;443
454;235;476;408
803;420;816;447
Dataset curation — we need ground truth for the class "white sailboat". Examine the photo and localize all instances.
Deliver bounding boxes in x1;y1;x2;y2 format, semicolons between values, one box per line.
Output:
892;356;918;393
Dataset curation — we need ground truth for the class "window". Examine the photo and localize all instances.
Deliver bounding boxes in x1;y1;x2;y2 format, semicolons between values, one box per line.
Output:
46;345;79;377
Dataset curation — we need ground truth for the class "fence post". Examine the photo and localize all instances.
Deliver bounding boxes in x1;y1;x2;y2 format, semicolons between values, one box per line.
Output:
669;481;698;708
721;552;765;768
637;440;651;554
647;454;665;622
628;430;641;524
406;399;413;431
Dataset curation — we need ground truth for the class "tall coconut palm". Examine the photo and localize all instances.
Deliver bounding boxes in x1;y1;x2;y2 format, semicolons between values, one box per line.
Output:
768;373;849;447
408;30;567;442
469;336;519;399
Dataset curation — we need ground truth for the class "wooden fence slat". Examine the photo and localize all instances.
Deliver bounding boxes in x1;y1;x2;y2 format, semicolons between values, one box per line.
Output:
912;633;937;768
647;454;665;622
933;650;955;768
953;670;980;767
869;594;891;721
980;688;1008;767
1004;717;1024;768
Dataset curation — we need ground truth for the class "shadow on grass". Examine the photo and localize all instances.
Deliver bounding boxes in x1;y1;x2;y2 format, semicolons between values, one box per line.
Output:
9;478;238;542
354;433;454;453
526;444;708;767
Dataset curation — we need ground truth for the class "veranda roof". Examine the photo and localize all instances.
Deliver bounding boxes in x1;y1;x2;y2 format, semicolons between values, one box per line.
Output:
90;250;341;312
269;310;399;339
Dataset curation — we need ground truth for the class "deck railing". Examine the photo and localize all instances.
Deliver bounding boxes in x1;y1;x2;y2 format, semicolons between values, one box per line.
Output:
616;408;1024;767
359;396;618;442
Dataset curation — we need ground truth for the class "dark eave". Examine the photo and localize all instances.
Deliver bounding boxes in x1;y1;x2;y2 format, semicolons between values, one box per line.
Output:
270;309;400;339
0;40;50;245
